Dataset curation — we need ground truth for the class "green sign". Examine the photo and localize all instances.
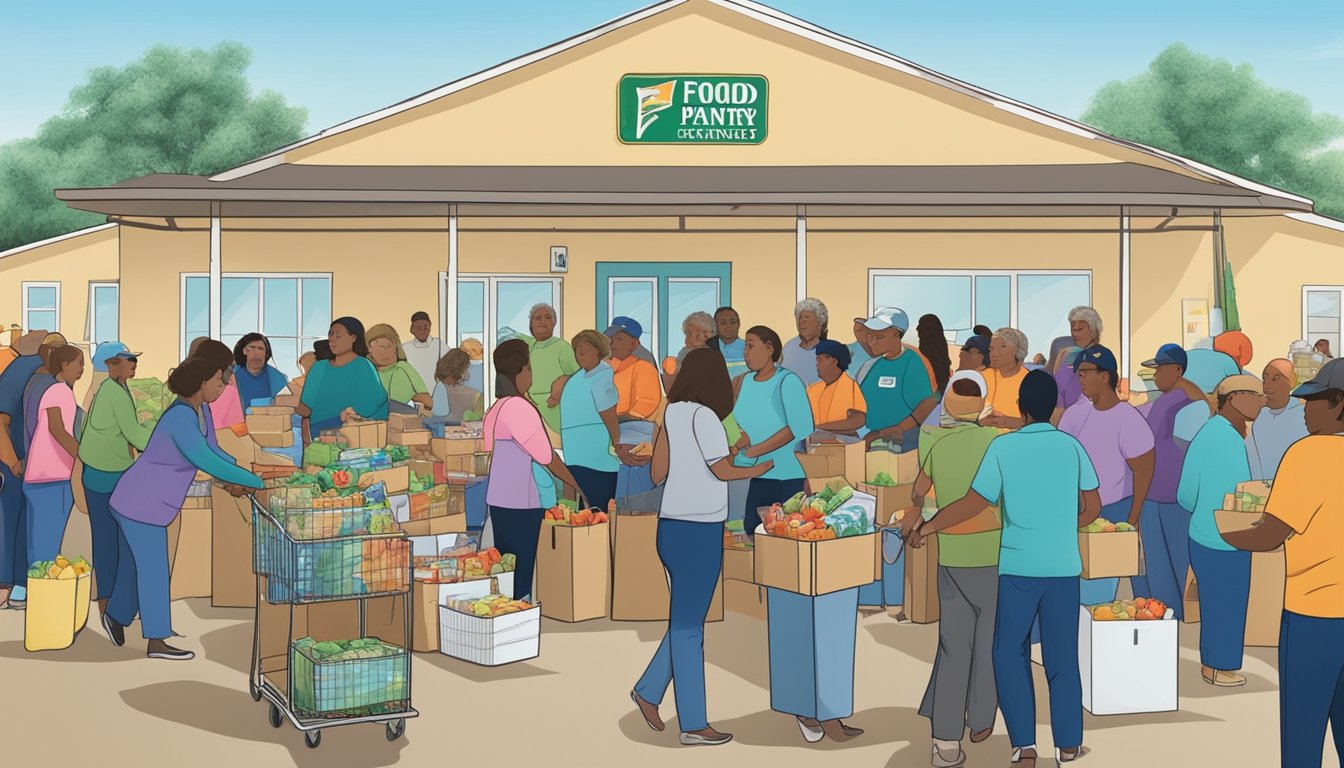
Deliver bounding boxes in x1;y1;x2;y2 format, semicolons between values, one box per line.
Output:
618;75;768;145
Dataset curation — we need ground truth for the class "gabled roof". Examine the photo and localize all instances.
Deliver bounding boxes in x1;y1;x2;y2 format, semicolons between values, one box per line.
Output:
207;0;1311;211
0;223;116;262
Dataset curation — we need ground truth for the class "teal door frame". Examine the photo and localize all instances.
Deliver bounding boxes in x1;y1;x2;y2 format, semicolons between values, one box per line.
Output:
595;262;732;359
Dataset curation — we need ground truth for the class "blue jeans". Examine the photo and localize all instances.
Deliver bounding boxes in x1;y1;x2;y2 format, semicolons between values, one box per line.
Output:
1136;500;1191;619
1189;540;1250;670
634;518;723;733
107;508;173;640
859;528;905;607
84;481;122;602
569;465;617;513
0;463;27;591
743;477;806;539
994;575;1083;751
1078;498;1131;606
616;463;656;500
23;480;72;568
1279;611;1344;768
767;586;860;720
487;506;544;600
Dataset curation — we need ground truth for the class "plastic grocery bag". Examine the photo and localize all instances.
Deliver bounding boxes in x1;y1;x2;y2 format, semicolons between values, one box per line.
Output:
25;571;93;652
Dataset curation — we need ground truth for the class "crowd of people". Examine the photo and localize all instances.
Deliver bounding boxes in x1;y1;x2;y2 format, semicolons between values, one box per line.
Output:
0;296;1339;768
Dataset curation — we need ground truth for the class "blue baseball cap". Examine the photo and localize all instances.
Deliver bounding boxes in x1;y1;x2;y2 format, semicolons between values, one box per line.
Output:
857;307;910;333
1142;343;1188;371
91;341;140;372
814;339;852;371
604;316;643;340
1073;345;1118;374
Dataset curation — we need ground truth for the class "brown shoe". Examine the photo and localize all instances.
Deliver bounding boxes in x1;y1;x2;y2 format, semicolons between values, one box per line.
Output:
1201;667;1247;687
820;719;855;743
680;727;732;746
631;691;664;732
969;722;993;743
839;721;864;737
1010;747;1037;766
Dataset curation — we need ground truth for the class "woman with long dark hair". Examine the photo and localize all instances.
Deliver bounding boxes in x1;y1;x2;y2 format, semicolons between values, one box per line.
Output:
232;333;289;411
295;318;389;438
482;339;581;601
917;314;953;396
631;348;772;746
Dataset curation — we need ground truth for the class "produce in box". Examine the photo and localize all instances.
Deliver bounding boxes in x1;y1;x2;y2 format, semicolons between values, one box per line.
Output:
127;378;171;430
445;593;533;618
1080;520;1135;533
27;554;90;580
761;484;871;540
868;472;897;487
1089;597;1170;622
542;504;608;526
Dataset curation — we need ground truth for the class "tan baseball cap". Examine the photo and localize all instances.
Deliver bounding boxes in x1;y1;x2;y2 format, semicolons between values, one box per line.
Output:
1215;374;1264;397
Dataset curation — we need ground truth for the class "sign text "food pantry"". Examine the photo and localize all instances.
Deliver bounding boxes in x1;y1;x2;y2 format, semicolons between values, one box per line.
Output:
618;75;769;145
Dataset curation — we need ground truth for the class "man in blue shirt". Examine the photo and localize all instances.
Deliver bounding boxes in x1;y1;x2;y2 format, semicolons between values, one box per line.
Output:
0;330;53;609
856;308;936;453
913;370;1101;766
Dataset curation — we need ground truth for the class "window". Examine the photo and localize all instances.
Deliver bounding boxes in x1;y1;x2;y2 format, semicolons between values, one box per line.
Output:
181;274;332;379
22;282;60;334
871;269;1091;360
595;263;731;360
87;282;120;346
1304;286;1342;357
439;274;562;403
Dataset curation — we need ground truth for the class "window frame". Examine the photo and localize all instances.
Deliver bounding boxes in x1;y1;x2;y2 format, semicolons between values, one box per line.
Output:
86;281;120;346
178;272;333;370
1302;284;1344;349
21;281;61;334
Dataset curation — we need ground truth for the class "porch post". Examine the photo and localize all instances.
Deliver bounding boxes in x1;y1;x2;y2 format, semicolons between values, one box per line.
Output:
795;205;807;303
443;204;459;345
1210;210;1225;335
1119;206;1131;380
209;201;222;339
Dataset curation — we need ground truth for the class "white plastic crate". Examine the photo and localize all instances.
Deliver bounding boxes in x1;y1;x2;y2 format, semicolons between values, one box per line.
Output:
438;604;540;665
1079;606;1178;715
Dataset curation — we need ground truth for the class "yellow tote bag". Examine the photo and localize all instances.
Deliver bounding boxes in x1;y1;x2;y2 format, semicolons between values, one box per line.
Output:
24;571;93;652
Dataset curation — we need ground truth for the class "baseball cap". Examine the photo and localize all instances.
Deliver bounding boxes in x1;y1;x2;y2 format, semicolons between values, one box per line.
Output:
814;339;851;370
947;369;988;397
857;307;910;333
410;311;431;324
1291;358;1344;398
1073;345;1118;374
961;335;991;359
1215;374;1265;397
604;316;643;340
1142;343;1188;371
92;341;140;372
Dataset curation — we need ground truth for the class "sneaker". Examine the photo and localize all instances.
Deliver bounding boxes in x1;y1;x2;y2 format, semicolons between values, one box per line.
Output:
631;691;664;732
932;742;967;768
102;612;126;647
1202;669;1247;687
796;717;824;744
1010;746;1038;766
679;728;733;746
147;642;195;661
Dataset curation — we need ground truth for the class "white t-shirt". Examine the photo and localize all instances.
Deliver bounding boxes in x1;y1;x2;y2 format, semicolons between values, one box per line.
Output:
403;337;444;394
660;401;731;522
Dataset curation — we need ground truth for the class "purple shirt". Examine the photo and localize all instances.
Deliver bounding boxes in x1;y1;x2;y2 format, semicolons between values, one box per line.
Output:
1141;389;1192;503
1059;399;1155;506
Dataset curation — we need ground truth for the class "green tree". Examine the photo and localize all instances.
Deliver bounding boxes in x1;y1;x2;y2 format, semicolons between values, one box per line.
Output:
1083;43;1344;218
0;42;306;251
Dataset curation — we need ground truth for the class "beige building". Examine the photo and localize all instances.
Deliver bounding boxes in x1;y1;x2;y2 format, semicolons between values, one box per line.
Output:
4;0;1344;395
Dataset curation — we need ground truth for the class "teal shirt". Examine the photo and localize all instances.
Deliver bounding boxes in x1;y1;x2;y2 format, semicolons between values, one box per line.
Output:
732;368;814;481
858;350;934;432
970;423;1100;578
300;357;390;437
1178;415;1251;551
559;362;620;473
848;341;872;370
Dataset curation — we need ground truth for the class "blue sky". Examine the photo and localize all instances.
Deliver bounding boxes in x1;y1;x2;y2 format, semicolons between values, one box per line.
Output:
1;0;1342;145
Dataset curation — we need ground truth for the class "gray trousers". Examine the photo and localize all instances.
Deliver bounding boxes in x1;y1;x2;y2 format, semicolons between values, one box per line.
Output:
918;565;999;741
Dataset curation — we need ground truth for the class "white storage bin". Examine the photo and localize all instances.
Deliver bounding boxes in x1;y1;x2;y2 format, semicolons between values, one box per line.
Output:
438;604;541;666
1078;605;1178;715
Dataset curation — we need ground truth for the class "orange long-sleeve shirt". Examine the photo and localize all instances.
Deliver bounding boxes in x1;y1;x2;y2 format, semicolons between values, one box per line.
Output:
612;355;662;420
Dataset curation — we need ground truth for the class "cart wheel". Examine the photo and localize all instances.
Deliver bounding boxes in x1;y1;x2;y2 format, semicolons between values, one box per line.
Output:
386;719;405;741
305;730;322;749
268;704;283;728
250;681;261;702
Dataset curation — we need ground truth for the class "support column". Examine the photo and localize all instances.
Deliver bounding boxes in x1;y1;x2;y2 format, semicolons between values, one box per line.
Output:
209;202;222;340
795;205;807;303
1120;207;1131;380
1210;210;1225;336
443;204;459;345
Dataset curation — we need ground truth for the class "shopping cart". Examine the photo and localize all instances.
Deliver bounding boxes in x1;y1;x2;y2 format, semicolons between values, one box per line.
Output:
247;493;418;748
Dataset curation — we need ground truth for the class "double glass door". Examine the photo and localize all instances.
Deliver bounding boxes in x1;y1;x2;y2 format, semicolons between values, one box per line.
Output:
443;275;562;403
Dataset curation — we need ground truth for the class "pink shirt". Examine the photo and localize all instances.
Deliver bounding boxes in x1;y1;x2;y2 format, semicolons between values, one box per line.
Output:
212;382;245;430
26;383;77;483
483;397;553;509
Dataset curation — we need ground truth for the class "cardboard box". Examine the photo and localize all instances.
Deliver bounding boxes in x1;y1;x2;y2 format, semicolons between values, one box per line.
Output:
1079;531;1140;579
753;530;877;596
272;395;300;409
408;460;448;486
250;405;296;417
1079;605;1178;715
439;602;541;666
390;429;432;447
725;579;768;620
210;484;255;608
432;436;481;458
535;522;610;622
1215;509;1265;536
387;412;424;431
1245;549;1285;647
245;413;292;433
723;547;754;583
166;505;213;601
903;532;939;623
360;465;410;494
366;576;511;653
856;482;914;526
1182;568;1200;624
250;430;295;449
339;420;388;449
181;495;212;510
865;448;921;485
610;512;723;621
797;439;867;483
398;514;467;538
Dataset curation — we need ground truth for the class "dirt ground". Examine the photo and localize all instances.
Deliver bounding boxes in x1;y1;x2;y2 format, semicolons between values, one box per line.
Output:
0;521;1333;768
